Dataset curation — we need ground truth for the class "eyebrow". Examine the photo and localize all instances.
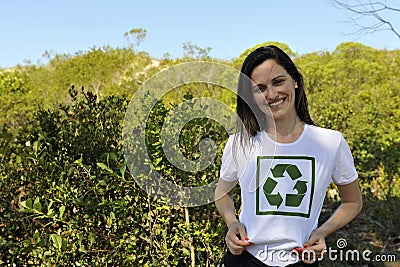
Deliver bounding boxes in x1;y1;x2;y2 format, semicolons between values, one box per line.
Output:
271;74;287;81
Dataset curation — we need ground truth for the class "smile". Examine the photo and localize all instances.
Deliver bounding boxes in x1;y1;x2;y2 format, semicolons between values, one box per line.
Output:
268;98;286;108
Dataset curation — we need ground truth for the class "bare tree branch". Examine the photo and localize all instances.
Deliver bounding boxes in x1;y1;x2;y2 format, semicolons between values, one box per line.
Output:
333;0;400;39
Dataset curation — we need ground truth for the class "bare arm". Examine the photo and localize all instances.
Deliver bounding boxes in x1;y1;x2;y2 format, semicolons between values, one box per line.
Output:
302;179;363;263
215;179;239;227
215;178;252;254
313;179;362;238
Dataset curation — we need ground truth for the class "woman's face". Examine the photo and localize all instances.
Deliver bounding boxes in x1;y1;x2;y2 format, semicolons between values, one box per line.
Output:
250;59;297;122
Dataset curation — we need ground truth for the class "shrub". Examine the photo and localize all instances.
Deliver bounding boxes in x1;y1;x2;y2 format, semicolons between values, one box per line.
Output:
0;86;227;266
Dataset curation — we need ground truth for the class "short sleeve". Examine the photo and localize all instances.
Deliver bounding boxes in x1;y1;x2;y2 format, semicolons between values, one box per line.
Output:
219;135;239;182
332;134;358;185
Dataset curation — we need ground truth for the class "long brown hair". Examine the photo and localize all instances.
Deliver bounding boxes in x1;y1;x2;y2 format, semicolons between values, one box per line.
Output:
236;45;315;140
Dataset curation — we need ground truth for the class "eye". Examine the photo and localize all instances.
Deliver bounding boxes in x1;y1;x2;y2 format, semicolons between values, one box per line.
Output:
273;79;285;86
254;85;267;93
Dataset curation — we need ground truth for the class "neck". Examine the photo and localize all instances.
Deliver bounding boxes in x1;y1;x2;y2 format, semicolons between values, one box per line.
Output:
266;114;305;143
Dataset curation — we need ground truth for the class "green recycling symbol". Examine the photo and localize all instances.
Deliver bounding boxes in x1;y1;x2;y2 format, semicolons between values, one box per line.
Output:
263;164;307;208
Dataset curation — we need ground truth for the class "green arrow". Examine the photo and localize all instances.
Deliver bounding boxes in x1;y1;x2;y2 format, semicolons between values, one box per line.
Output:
270;164;291;177
286;165;302;180
263;177;277;194
293;180;307;194
266;192;283;208
285;194;305;207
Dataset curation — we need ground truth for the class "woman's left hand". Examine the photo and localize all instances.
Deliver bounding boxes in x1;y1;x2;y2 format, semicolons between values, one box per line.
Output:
301;229;327;264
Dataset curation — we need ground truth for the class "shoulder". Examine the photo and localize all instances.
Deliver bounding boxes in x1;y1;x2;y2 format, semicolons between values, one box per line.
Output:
304;124;344;148
225;131;262;147
306;124;342;139
223;133;241;153
223;131;261;157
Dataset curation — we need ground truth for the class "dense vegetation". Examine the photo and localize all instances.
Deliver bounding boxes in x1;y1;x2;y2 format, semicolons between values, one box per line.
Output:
0;41;399;266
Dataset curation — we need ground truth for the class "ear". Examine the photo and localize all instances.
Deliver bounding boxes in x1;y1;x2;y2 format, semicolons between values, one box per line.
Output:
294;82;298;89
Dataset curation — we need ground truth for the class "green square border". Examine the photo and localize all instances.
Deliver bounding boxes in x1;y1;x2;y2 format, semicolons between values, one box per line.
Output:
255;156;315;218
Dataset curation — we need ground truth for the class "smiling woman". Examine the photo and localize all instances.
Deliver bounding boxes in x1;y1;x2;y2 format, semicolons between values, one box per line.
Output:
251;60;300;142
236;46;315;143
215;45;363;267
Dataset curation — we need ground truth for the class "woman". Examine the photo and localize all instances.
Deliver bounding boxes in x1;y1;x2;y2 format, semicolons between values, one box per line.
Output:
215;45;362;266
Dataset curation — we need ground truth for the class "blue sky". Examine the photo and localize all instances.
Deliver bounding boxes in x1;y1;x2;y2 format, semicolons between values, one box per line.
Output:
1;0;400;68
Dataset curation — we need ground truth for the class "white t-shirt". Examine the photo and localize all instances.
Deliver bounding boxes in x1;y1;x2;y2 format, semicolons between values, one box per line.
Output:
220;124;358;266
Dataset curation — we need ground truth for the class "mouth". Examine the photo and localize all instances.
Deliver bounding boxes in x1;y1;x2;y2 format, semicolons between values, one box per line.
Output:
267;97;286;108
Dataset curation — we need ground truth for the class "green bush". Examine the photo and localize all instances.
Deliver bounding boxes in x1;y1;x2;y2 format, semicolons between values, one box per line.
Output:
0;86;227;266
296;42;400;199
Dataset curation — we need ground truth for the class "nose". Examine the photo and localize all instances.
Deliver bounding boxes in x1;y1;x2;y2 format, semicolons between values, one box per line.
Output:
264;86;279;100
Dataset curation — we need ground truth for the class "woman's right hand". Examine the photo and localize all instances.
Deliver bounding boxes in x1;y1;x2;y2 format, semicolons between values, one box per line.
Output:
225;221;252;255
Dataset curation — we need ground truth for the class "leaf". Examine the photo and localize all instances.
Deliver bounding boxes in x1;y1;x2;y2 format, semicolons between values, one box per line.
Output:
59;205;65;219
33;140;39;154
33;229;41;242
109;152;117;162
73;156;83;165
97;162;108;170
67;166;74;176
50;234;62;250
19;199;31;211
107;217;112;227
97;162;113;173
89;232;95;244
33;197;42;212
47;208;55;216
119;163;126;179
26;198;33;209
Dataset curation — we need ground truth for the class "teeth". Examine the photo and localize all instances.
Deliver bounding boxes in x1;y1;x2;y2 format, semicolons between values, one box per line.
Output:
268;99;284;107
